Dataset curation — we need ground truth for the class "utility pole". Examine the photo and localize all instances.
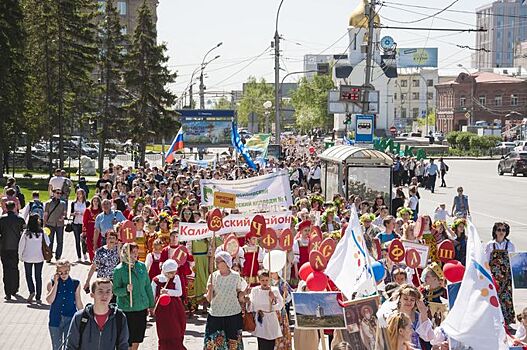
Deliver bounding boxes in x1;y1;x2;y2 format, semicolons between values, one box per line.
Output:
189;83;194;109
362;0;376;114
274;0;285;155
199;69;205;109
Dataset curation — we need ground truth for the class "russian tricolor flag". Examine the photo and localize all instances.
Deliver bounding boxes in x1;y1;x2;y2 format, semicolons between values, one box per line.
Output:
165;127;184;163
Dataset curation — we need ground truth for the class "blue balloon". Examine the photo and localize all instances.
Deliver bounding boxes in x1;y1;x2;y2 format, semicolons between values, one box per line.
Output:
371;261;386;283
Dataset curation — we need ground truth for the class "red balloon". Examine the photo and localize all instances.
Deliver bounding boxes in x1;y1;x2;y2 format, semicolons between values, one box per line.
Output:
443;262;465;283
158;294;171;306
306;271;328;291
298;262;314;281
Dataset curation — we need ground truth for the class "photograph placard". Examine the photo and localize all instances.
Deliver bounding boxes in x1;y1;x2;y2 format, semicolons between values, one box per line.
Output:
292;292;346;329
509;252;527;289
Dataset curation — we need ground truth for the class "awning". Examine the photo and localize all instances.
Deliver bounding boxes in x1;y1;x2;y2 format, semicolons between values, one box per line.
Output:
318;145;393;166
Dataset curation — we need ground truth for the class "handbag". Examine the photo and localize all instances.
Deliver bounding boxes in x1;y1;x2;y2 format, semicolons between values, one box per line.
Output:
41;234;53;261
242;310;256;332
65;221;73;233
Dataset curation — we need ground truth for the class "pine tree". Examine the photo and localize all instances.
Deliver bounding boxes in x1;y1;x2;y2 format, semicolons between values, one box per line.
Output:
0;0;26;178
96;0;127;175
124;0;177;164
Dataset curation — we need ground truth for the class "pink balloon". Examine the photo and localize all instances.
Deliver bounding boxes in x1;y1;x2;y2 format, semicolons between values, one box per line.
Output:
158;294;171;306
299;262;314;281
306;271;328;291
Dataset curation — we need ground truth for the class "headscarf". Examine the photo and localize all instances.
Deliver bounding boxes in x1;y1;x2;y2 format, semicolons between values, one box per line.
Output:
215;250;233;269
161;259;179;274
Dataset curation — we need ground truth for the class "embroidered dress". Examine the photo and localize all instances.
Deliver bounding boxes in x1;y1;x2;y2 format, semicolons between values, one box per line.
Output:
242;244;260;286
192;239;209;305
488;241;515;325
248;286;283;340
135;229;147;262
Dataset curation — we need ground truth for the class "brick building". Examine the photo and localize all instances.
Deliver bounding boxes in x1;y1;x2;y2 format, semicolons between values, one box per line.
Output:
435;71;527;133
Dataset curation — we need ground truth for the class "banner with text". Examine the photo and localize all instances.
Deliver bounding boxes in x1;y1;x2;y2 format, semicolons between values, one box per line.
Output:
178;211;293;241
200;170;293;212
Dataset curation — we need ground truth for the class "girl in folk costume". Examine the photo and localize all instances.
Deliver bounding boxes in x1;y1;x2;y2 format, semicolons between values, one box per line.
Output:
82;195;102;262
151;259;187;350
320;208;340;233
156;212;172;247
133;216;149;262
291;220;311;287
419;263;447;306
242;232;263;286
146;239;163;280
160;231;193;313
485;222;516;326
270;271;292;350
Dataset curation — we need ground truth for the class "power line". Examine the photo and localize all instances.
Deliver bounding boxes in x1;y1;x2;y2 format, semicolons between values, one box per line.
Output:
211;46;272;87
375;25;485;32
381;0;461;24
381;3;471;27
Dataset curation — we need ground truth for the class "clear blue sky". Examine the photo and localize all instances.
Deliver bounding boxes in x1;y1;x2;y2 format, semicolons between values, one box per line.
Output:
157;0;486;98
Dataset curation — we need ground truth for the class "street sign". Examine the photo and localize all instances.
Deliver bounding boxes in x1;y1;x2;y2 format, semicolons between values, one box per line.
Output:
465;111;471;119
355;114;375;143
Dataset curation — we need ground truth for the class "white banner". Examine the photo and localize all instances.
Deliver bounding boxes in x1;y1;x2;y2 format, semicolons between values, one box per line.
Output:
178;211;292;241
200;169;293;212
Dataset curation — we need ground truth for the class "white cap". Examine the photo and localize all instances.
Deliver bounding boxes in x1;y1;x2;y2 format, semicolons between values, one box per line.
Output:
161;259;179;273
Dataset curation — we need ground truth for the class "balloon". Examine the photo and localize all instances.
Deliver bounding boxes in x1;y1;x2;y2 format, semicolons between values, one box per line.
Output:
306;271;328;291
371;261;386;283
262;250;287;273
443;262;465;283
44;227;51;236
298;262;313;281
158;294;171;306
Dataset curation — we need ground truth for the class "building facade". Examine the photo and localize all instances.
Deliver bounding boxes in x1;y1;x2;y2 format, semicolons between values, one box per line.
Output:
303;54;348;80
435;71;527;133
98;0;158;36
474;0;527;69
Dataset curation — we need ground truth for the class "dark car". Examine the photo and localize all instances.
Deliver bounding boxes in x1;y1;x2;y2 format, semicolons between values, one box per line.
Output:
498;151;527;176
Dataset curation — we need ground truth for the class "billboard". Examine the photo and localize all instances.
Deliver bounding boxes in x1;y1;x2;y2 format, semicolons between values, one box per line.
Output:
355;114;374;143
176;109;234;146
397;48;438;68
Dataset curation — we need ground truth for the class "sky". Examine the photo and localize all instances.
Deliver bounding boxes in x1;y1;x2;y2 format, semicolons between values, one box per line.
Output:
156;0;486;101
293;292;344;315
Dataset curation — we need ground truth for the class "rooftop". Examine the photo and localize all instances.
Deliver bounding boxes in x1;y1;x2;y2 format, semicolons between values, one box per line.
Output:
436;71;525;86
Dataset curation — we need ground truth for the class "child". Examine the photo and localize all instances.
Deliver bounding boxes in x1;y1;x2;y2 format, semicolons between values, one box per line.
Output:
66;278;129;349
248;270;284;350
243;232;263;286
151;259;186;350
270;271;293;350
133;216;148;262
514;307;527;343
433;203;449;222
146;239;163;280
420;262;447;305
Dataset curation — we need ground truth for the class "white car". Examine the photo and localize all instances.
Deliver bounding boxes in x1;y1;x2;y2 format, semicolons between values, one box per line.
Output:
514;140;527;152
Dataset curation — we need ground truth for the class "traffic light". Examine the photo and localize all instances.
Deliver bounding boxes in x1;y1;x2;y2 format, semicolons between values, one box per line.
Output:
344;114;352;124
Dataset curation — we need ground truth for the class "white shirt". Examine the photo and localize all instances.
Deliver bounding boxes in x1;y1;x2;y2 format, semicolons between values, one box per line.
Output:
145;252;161;272
151;274;182;298
484;239;515;263
72;201;87;225
408;195;418;211
293;238;309;264
248;286;283;340
310;166;321;180
516;323;526;342
434;208;449;222
18;232;50;263
49;176;65;192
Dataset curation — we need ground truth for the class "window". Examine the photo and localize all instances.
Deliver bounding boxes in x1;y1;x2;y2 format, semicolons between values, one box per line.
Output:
401;93;408;101
393;93;397;100
460;96;466;107
495;95;502;106
401;108;407;118
427;79;434;87
479;96;486;105
412;79;420;87
427;92;434;100
412;108;420;118
400;80;408;87
511;94;518;106
412;92;420;100
117;1;127;15
394;108;398;118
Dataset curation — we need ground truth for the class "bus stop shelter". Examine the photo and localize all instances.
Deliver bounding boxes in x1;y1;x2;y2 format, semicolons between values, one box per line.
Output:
318;145;393;209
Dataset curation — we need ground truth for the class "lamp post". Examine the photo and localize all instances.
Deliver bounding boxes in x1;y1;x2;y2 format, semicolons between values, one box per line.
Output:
199;54;221;109
417;73;430;135
263;100;273;133
274;0;285;153
277;70;317;133
458;64;474;127
188;42;222;109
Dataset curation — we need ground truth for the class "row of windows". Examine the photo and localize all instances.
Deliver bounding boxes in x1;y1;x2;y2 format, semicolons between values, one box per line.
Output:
98;1;127;15
398;79;434;88
394;108;425;119
394;92;434;100
459;94;519;107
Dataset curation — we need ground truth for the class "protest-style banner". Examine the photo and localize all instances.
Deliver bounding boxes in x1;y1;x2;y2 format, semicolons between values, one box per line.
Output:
200;169;293;212
178;211;292;241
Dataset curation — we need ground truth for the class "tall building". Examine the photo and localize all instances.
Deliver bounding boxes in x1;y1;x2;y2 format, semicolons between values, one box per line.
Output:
98;0;158;36
474;0;527;69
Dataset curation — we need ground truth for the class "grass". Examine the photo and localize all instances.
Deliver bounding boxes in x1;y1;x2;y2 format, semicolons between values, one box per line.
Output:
1;177;97;202
146;144;164;153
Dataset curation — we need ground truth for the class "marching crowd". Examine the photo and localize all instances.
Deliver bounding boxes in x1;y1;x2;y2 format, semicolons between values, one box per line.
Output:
0;141;525;350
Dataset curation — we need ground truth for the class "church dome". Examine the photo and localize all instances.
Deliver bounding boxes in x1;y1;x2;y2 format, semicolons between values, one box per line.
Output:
349;0;380;28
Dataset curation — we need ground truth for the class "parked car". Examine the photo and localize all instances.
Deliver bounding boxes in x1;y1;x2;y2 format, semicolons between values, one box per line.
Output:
494;142;517;155
498;151;527;176
514;140;527;152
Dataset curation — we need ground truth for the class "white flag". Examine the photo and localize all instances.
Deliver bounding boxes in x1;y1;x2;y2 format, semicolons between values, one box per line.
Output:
441;220;508;350
325;206;376;299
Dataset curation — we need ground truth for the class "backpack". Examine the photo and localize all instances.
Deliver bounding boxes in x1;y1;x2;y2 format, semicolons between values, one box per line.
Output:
29;201;44;219
16;186;26;208
78;305;123;349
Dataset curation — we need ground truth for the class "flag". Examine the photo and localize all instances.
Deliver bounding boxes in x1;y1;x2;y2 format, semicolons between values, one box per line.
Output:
441;220;508;350
231;121;257;170
165;127;184;163
325;206;377;300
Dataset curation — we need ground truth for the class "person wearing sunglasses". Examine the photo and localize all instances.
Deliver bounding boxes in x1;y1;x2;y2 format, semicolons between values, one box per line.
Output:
485;222;516;327
43;189;67;262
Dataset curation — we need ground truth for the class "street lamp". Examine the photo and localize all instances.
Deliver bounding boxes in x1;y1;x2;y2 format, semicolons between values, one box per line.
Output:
263;100;273;133
200;43;223;109
458;63;474;127
274;0;285;154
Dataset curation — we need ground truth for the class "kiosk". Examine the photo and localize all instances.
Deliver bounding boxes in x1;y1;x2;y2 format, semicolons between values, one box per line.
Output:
318;145;393;209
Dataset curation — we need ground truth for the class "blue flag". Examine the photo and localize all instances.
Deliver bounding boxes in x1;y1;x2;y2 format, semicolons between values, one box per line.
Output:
231;121;257;170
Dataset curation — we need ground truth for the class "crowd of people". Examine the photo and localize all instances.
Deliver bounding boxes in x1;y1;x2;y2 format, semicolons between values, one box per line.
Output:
0;140;525;350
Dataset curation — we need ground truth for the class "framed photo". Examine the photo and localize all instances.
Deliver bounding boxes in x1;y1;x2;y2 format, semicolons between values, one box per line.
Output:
402;241;430;269
292;292;346;329
341;295;387;350
509;252;527;289
428;302;448;328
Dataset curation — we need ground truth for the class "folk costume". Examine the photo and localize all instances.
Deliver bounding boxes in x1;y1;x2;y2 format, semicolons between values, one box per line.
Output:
242;232;262;286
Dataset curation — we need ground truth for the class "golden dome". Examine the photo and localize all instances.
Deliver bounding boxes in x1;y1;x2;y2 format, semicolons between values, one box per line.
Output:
349;0;380;28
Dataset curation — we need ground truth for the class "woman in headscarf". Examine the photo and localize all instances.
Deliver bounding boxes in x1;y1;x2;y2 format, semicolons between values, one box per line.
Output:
204;251;248;350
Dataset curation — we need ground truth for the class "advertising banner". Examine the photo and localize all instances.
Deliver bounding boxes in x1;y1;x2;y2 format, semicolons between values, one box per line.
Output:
200;169;293;212
178;211;293;241
176;109;234;146
397;48;438;68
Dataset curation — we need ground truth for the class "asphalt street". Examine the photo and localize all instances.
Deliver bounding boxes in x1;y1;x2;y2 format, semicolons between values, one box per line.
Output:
0;159;525;349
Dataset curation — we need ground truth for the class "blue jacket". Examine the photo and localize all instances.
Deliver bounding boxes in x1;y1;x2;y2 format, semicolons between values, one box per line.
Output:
66;304;129;350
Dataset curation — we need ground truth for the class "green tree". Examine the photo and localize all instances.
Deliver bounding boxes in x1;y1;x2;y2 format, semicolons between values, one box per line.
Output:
124;0;177;164
237;77;274;129
291;74;334;132
96;0;127;175
416;110;436;129
213;97;232;110
0;0;26;177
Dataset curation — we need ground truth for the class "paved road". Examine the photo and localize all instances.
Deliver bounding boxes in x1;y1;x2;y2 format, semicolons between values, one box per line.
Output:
1;159;526;349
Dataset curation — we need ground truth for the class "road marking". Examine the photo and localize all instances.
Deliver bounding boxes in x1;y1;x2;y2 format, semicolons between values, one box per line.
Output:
470;210;527;227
